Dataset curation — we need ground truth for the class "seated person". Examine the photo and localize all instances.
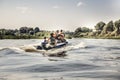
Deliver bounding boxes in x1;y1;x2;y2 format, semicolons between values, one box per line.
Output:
54;30;61;43
49;33;56;46
55;30;59;39
60;30;65;37
44;37;48;44
58;30;66;43
41;37;48;49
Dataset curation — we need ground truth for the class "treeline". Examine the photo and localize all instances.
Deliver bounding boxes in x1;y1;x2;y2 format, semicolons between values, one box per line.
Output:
74;19;120;39
0;27;50;39
1;19;120;39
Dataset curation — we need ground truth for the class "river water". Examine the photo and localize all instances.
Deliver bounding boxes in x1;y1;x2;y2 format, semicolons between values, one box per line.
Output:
0;39;120;80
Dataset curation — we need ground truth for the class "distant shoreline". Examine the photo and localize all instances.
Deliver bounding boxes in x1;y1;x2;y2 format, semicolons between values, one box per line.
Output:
1;19;120;39
0;27;73;39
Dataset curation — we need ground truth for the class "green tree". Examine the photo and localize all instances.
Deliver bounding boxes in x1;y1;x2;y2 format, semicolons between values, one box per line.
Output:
106;21;114;32
29;31;34;35
34;27;40;33
73;27;82;37
114;19;120;34
81;27;92;32
19;27;29;33
101;21;114;35
28;28;34;32
5;29;15;35
95;21;106;31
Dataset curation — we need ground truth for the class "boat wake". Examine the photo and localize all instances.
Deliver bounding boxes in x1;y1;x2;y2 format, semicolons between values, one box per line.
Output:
0;42;87;57
20;42;87;51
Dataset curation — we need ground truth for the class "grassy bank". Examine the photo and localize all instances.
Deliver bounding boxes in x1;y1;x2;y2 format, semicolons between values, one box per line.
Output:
0;32;73;39
73;19;120;39
0;32;50;39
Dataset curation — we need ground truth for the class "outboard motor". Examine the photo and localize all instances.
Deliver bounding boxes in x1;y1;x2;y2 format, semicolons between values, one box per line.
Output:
37;46;43;50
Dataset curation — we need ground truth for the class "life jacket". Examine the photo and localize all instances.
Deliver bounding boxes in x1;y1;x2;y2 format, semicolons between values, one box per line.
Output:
50;37;56;45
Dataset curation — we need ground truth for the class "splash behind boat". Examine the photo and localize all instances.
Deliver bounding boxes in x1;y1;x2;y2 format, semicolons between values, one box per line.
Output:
19;41;87;57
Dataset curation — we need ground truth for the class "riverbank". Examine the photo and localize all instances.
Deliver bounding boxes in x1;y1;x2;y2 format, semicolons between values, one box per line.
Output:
73;19;120;39
76;36;120;39
0;33;72;39
0;27;73;39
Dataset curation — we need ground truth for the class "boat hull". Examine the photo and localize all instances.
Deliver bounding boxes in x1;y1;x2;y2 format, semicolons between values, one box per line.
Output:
37;41;68;50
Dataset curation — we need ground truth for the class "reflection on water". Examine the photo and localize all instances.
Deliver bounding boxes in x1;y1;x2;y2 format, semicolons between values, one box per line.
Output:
0;39;120;80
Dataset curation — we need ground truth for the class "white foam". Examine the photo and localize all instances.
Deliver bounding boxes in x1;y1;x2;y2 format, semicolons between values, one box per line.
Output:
72;42;87;49
62;42;87;51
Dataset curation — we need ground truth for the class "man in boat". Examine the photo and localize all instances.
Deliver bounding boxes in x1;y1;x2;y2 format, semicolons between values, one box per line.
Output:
55;30;59;39
57;30;66;43
41;32;57;49
41;37;49;49
49;33;57;47
55;30;61;43
53;30;66;43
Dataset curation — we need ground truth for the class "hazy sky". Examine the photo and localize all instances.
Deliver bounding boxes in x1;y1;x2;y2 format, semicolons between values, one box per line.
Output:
0;0;120;31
